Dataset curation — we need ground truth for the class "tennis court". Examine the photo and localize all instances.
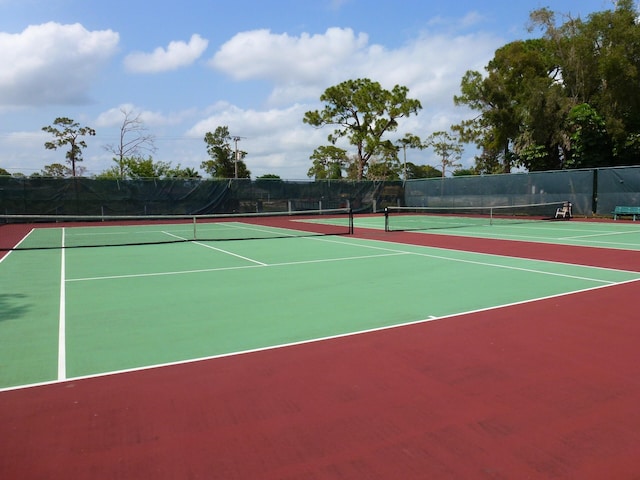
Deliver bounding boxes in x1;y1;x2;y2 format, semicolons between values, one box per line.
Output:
362;206;640;251
1;212;640;478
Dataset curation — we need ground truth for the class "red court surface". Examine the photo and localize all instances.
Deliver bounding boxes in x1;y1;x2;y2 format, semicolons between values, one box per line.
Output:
1;224;639;479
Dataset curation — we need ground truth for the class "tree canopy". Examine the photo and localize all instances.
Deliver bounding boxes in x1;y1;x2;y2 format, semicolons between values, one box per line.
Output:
42;117;96;177
40;163;72;178
307;145;348;179
95;157;200;179
454;1;640;172
200;126;250;178
424;131;464;177
303;78;422;180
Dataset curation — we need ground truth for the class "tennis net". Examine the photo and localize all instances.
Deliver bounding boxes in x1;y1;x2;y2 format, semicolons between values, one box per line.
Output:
0;208;353;250
384;202;567;232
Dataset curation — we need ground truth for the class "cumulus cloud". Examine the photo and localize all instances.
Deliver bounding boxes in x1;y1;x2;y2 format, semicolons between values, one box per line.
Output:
210;28;368;83
209;26;500;109
189;102;302;134
0;22;119;107
94;103;189;128
124;34;208;73
186;102;328;178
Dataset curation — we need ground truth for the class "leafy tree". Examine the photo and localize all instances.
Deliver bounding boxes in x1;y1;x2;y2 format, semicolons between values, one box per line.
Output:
424;131;463;177
366;156;402;180
167;166;201;179
396;133;422;180
41;163;72;178
307;145;348;179
454;68;519;173
256;174;281;179
123;156;171;179
452;168;478;176
255;174;282;190
303;78;422;180
42;117;95;177
565;103;611;168
94;167;120;179
103;108;156;179
573;0;640;164
454;38;567;172
200;126;250;178
524;2;640;168
97;157;195;179
0;167;10;176
405;162;442;179
456;2;640;172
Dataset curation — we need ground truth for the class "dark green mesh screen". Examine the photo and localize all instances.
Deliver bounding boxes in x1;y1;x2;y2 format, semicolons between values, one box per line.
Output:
405;169;594;215
2;166;640;218
595;167;640;215
0;177;401;215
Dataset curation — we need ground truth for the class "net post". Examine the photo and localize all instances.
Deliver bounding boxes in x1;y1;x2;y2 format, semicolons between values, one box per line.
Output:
490;207;493;226
384;207;389;232
349;208;354;234
193;216;197;240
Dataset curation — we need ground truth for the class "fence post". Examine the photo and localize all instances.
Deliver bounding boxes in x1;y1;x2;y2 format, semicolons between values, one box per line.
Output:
592;168;599;215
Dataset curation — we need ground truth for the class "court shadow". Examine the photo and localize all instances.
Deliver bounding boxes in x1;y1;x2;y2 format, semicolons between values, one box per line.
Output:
0;294;30;322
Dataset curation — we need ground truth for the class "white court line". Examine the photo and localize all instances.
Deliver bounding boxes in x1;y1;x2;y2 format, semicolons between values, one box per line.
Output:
457;229;640;248
58;228;66;381
0;228;37;264
560;230;633;240
322;232;640;274
163;230;267;266
307;235;628;283
5;276;639;394
66;252;409;282
67;233;630;285
383;220;640;249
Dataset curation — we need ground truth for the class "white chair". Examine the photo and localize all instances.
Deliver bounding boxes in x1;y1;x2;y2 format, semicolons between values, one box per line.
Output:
555;202;572;218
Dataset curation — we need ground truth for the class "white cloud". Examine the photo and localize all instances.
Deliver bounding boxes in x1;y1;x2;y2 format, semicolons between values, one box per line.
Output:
0;130;59;174
210;28;368;84
94;103;190;128
459;12;487;29
186;102;328;178
209;26;500;111
0;17;501;178
124;34;208;73
0;22;119;107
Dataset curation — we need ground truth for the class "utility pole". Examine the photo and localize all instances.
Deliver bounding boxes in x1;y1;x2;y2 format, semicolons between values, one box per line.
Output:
232;136;241;178
401;143;407;181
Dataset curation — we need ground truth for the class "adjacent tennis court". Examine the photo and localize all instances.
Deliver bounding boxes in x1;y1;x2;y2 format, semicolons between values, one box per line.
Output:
365;207;640;250
1;213;640;478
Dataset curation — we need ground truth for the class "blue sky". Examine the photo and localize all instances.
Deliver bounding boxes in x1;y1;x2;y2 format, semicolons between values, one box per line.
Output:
0;0;614;178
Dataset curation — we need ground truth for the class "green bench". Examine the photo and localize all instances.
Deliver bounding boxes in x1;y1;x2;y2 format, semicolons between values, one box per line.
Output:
613;206;640;220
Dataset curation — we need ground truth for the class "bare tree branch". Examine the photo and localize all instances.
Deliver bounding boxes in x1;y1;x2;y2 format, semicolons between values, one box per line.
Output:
104;108;157;178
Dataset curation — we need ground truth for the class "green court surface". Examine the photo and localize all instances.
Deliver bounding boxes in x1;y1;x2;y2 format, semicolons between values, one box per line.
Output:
2;222;640;390
353;215;640;250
